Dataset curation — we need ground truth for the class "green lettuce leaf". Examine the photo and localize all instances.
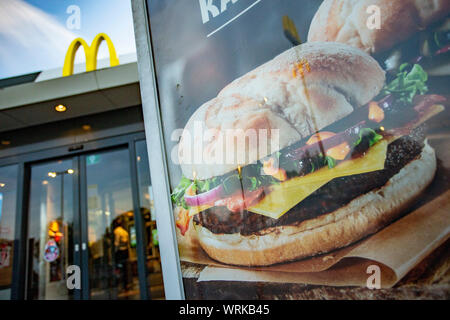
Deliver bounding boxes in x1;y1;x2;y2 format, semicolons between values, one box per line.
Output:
381;63;428;104
354;128;383;147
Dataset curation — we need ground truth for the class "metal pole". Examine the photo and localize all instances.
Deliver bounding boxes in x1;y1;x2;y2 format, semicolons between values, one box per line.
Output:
131;0;185;299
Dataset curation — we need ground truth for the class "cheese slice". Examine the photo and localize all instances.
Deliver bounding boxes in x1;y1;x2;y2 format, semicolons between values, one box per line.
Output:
186;140;388;218
247;140;388;219
188;204;213;217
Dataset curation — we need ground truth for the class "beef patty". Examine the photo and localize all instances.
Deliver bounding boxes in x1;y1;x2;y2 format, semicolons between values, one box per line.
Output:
193;132;426;235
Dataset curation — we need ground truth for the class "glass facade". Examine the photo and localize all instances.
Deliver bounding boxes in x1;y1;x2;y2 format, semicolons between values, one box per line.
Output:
0;165;18;300
135;140;164;299
0;118;164;300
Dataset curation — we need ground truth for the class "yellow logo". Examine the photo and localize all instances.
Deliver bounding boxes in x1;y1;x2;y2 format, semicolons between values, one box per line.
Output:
63;33;119;77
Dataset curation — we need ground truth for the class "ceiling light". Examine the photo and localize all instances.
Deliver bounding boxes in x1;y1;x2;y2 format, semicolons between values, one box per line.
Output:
42;180;48;185
48;172;57;178
67;169;74;174
55;104;67;112
0;183;5;187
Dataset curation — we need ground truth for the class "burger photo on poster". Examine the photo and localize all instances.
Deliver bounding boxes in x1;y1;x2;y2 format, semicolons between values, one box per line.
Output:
170;2;449;267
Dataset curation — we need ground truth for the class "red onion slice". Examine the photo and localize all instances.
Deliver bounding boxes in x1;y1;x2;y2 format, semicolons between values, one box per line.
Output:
184;184;225;207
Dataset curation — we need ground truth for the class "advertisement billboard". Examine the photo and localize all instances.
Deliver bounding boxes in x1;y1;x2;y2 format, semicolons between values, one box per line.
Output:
138;0;450;299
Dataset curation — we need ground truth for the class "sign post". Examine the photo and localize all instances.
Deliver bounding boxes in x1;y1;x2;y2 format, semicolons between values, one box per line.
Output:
131;0;185;300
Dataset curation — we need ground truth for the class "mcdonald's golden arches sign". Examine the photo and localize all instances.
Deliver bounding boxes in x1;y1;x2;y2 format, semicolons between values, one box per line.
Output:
63;33;119;77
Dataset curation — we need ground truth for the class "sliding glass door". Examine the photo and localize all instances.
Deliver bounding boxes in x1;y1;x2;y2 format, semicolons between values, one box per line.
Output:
27;158;78;300
84;148;140;299
24;139;164;299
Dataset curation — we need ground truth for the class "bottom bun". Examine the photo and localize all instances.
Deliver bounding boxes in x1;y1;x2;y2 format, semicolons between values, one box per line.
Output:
195;141;437;266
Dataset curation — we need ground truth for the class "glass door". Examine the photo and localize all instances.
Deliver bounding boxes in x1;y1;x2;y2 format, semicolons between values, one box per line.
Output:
83;148;141;299
0;165;19;299
135;140;165;299
26;158;79;300
24;138;164;300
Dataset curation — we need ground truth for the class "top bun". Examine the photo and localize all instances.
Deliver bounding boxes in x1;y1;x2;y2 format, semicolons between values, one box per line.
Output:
308;0;450;54
178;42;385;180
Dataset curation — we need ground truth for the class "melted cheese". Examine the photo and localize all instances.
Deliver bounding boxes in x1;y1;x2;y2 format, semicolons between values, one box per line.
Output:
188;204;213;217
247;140;388;219
186;140;388;218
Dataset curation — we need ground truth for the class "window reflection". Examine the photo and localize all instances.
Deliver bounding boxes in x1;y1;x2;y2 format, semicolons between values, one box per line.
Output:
0;165;18;300
27;160;74;300
135;140;165;299
86;149;140;299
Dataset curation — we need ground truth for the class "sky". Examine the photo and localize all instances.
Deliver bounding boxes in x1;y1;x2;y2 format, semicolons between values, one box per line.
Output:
0;0;136;79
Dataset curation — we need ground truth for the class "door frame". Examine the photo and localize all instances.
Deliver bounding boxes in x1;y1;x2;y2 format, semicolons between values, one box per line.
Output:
131;0;185;299
3;131;151;300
